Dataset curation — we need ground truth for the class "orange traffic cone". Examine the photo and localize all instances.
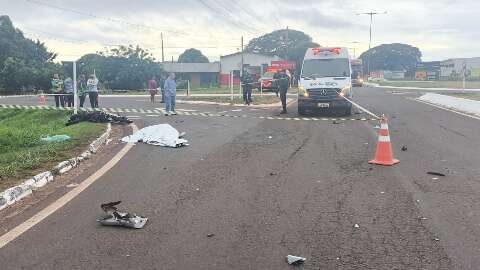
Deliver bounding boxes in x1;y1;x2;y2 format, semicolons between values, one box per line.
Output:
39;92;46;106
369;115;399;166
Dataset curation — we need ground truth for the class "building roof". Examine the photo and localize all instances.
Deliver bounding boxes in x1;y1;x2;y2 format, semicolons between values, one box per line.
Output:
220;51;281;59
161;62;220;73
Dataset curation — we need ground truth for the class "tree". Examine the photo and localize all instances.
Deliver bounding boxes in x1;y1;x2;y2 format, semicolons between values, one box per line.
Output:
359;43;422;77
78;45;162;90
245;29;320;74
178;48;209;63
0;15;60;93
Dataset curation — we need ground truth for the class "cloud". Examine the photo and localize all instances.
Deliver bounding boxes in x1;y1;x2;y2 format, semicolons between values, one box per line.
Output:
0;0;478;61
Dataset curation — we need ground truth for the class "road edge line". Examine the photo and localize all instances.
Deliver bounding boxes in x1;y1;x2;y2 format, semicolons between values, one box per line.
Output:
0;123;139;249
341;96;380;119
410;98;480;121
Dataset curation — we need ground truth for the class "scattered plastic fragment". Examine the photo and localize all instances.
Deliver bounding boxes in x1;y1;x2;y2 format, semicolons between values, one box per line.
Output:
41;135;71;143
432;177;439;180
401;145;408;151
286;255;306;265
434;238;440;241
66;183;79;188
270;172;277;176
97;201;148;229
380;191;385;194
354;224;360;228
207;233;215;237
427;172;446;177
268;136;273;139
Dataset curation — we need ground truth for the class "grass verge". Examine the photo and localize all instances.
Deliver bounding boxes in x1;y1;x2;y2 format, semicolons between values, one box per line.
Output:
375;80;480;89
0;109;105;191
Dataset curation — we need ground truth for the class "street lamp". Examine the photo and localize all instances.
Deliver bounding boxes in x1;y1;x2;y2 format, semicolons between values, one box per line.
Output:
356;11;387;78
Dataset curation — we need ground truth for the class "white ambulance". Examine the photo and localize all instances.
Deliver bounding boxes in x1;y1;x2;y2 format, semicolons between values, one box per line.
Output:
298;47;352;115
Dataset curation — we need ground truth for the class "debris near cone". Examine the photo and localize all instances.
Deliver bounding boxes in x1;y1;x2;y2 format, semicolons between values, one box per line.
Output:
67;111;132;126
121;124;188;148
97;201;148;229
427;171;446;177
286;255;306;265
401;145;407;151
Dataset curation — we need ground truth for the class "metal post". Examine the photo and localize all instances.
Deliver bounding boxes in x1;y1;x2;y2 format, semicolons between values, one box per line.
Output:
73;61;78;114
161;32;165;63
187;80;190;96
230;71;234;101
462;62;466;91
260;65;264;96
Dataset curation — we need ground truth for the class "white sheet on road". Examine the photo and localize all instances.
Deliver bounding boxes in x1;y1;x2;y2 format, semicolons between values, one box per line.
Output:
121;124;188;147
418;93;480;115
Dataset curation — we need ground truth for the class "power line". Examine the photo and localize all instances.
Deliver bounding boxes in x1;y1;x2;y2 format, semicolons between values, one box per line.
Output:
194;0;261;34
24;0;188;36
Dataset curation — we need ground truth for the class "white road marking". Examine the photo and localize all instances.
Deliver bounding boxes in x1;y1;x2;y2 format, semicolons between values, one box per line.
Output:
176;109;197;112
126;115;141;118
0;124;138;249
412;98;480;121
341;96;380;119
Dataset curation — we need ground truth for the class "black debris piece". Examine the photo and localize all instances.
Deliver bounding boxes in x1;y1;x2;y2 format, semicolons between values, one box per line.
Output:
427;172;446;177
270;172;277;176
67;111;132;126
401;146;408;151
207;233;215;238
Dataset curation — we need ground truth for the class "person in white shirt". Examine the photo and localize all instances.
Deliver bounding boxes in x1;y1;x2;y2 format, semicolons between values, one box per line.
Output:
87;74;99;108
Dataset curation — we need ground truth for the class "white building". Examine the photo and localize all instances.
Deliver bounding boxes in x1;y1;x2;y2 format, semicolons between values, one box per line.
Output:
440;57;480;79
220;52;282;86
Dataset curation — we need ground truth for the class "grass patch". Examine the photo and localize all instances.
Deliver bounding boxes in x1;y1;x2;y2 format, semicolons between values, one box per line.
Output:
375;80;480;89
442;92;480;101
0;109;105;191
180;95;282;105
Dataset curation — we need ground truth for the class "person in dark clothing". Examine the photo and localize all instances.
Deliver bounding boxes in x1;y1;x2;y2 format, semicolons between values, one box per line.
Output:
274;69;290;114
78;74;87;107
241;71;253;105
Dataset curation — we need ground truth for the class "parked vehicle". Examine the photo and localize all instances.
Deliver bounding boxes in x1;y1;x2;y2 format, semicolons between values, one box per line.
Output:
298;47;352;116
351;59;364;87
258;72;276;91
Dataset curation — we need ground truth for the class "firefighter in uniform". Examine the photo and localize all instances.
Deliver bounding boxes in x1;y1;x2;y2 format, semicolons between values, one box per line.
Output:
274;69;290;114
241;71;253;105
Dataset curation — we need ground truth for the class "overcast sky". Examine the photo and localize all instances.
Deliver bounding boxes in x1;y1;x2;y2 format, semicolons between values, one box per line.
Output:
1;0;478;62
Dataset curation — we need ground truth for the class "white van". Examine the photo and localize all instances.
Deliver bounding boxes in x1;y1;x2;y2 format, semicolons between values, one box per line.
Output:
298;47;352;115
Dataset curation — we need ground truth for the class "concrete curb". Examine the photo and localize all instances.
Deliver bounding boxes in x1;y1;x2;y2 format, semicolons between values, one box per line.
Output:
0;123;112;211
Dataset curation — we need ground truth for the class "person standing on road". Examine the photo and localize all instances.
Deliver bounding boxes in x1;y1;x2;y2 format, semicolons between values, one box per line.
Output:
77;74;87;108
159;74;166;103
274;69;290;114
148;76;158;104
51;73;64;107
241;71;253;105
87;74;99;108
64;76;74;107
164;73;177;116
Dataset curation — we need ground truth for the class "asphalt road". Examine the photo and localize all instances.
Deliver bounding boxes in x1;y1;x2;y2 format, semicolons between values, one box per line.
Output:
1;87;479;269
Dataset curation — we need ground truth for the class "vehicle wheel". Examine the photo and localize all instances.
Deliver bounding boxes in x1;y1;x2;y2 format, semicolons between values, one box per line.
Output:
345;106;352;116
298;107;307;115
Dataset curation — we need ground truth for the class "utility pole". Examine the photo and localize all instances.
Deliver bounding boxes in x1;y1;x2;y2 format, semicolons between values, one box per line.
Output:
357;11;387;79
285;26;289;60
161;32;165;63
241;36;244;77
